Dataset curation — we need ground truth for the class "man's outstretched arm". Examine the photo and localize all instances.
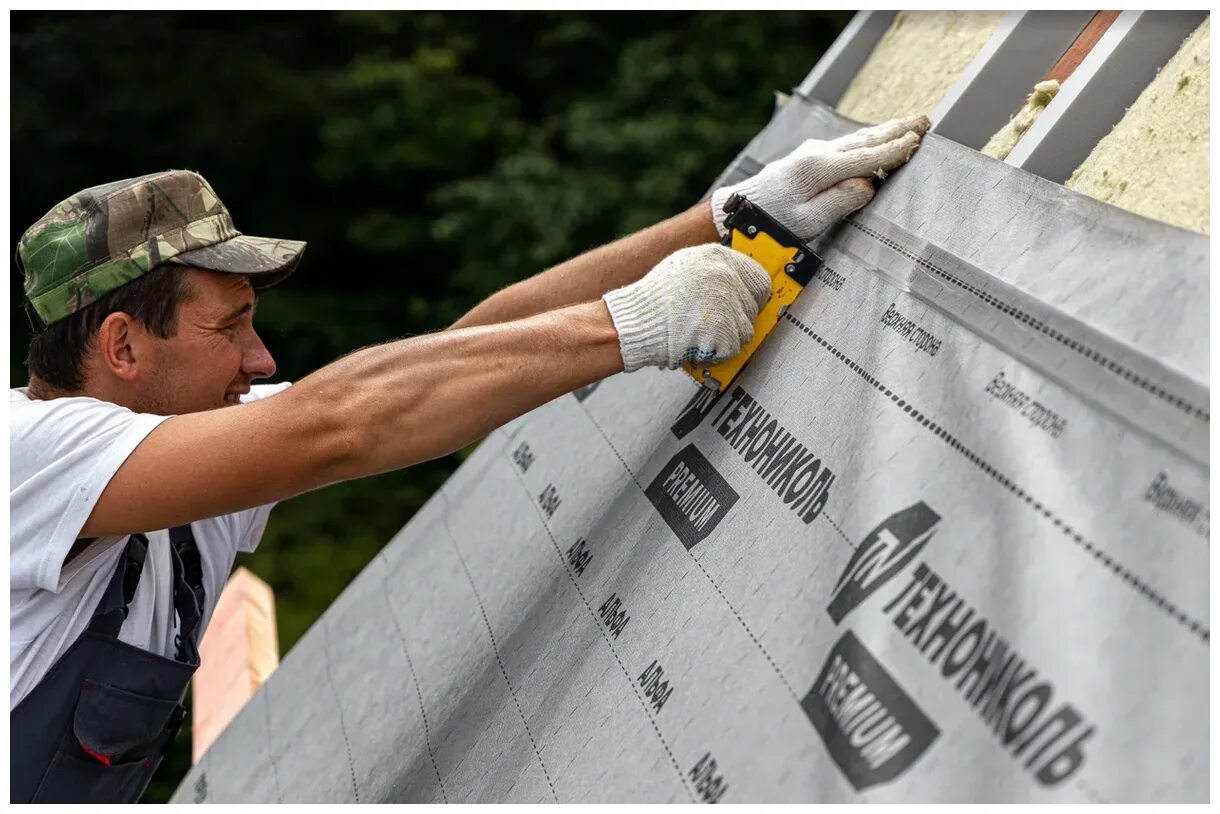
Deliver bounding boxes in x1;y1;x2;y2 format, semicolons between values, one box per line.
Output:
81;301;622;537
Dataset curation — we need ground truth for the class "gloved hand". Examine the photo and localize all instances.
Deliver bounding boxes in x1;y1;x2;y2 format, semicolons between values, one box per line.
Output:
711;114;930;242
604;243;771;372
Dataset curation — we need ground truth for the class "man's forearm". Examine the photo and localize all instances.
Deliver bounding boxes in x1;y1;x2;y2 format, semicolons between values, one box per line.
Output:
450;200;719;330
309;300;623;480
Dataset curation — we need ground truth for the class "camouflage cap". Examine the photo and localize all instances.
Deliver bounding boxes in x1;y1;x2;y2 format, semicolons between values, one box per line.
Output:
17;170;306;325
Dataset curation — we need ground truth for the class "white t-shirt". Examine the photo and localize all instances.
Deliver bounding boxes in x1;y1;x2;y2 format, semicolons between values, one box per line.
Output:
9;383;291;709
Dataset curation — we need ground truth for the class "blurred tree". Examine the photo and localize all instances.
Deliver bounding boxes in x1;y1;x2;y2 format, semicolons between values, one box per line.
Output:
10;10;850;802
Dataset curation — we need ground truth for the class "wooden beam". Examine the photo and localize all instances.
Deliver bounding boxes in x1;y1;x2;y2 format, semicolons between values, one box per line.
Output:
192;567;280;764
1042;11;1122;84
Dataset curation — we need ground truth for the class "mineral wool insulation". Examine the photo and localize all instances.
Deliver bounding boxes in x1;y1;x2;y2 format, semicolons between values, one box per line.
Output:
981;81;1060;161
1066;17;1210;235
836;11;1004;124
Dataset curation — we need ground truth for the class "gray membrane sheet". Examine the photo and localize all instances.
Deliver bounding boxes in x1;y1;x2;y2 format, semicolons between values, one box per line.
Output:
175;94;1209;803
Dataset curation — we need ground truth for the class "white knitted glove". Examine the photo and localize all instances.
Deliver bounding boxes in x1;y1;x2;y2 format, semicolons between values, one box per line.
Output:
711;114;930;242
604;244;771;372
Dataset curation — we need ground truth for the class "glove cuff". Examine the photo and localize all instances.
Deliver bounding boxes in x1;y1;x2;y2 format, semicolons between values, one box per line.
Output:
711;177;768;237
603;282;669;373
709;186;736;237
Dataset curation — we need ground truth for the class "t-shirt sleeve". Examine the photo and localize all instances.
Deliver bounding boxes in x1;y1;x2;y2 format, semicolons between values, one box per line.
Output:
241;381;292;404
10;395;170;593
236;381;292;553
237;506;274;554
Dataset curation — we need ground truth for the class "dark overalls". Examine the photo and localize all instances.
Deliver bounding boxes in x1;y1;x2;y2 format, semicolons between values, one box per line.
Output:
11;525;205;803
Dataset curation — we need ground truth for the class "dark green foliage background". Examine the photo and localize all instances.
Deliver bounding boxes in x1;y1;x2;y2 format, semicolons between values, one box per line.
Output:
10;11;849;801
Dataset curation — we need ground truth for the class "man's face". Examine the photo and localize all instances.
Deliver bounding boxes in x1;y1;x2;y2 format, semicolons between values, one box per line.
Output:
132;268;277;415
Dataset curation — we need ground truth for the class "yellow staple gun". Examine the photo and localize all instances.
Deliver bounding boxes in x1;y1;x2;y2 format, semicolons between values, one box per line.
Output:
683;192;821;391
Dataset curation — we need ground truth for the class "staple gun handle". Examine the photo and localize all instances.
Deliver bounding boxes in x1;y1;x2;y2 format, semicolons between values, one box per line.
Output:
682;194;823;392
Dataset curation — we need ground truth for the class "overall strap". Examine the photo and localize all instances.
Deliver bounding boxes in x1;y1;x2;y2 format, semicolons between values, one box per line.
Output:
168;524;205;663
86;533;149;638
169;524;204;615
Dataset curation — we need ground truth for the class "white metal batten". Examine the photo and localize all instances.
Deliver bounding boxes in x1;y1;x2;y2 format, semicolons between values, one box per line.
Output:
796;10;897;106
930;11;1096;149
1004;10;1208;183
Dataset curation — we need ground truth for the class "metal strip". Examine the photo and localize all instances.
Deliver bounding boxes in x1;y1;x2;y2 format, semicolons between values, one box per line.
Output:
817;211;1208;466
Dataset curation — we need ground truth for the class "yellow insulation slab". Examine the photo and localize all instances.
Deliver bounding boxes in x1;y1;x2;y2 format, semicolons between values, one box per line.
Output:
837;11;1005;123
982;80;1060;161
1066;17;1210;235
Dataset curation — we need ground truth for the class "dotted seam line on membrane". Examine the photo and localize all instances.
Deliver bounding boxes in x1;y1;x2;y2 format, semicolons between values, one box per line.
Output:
443;520;558;802
844;218;1209;424
576;404;803;701
260;688;284;802
378;572;449;804
504;452;696;802
320;616;362;803
784;312;1208;645
822;513;858;552
575;400;883;803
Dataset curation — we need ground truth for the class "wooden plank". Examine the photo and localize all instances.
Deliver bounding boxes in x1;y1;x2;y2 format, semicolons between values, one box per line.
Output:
192;567;280;764
1043;11;1122;84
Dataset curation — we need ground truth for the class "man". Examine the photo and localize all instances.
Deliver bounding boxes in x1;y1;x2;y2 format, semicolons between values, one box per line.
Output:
10;115;927;802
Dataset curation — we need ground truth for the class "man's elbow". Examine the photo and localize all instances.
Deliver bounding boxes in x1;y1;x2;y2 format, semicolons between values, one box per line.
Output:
276;383;372;487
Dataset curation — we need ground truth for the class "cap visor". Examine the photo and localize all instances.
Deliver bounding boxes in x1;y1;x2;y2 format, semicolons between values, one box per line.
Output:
170;234;306;290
